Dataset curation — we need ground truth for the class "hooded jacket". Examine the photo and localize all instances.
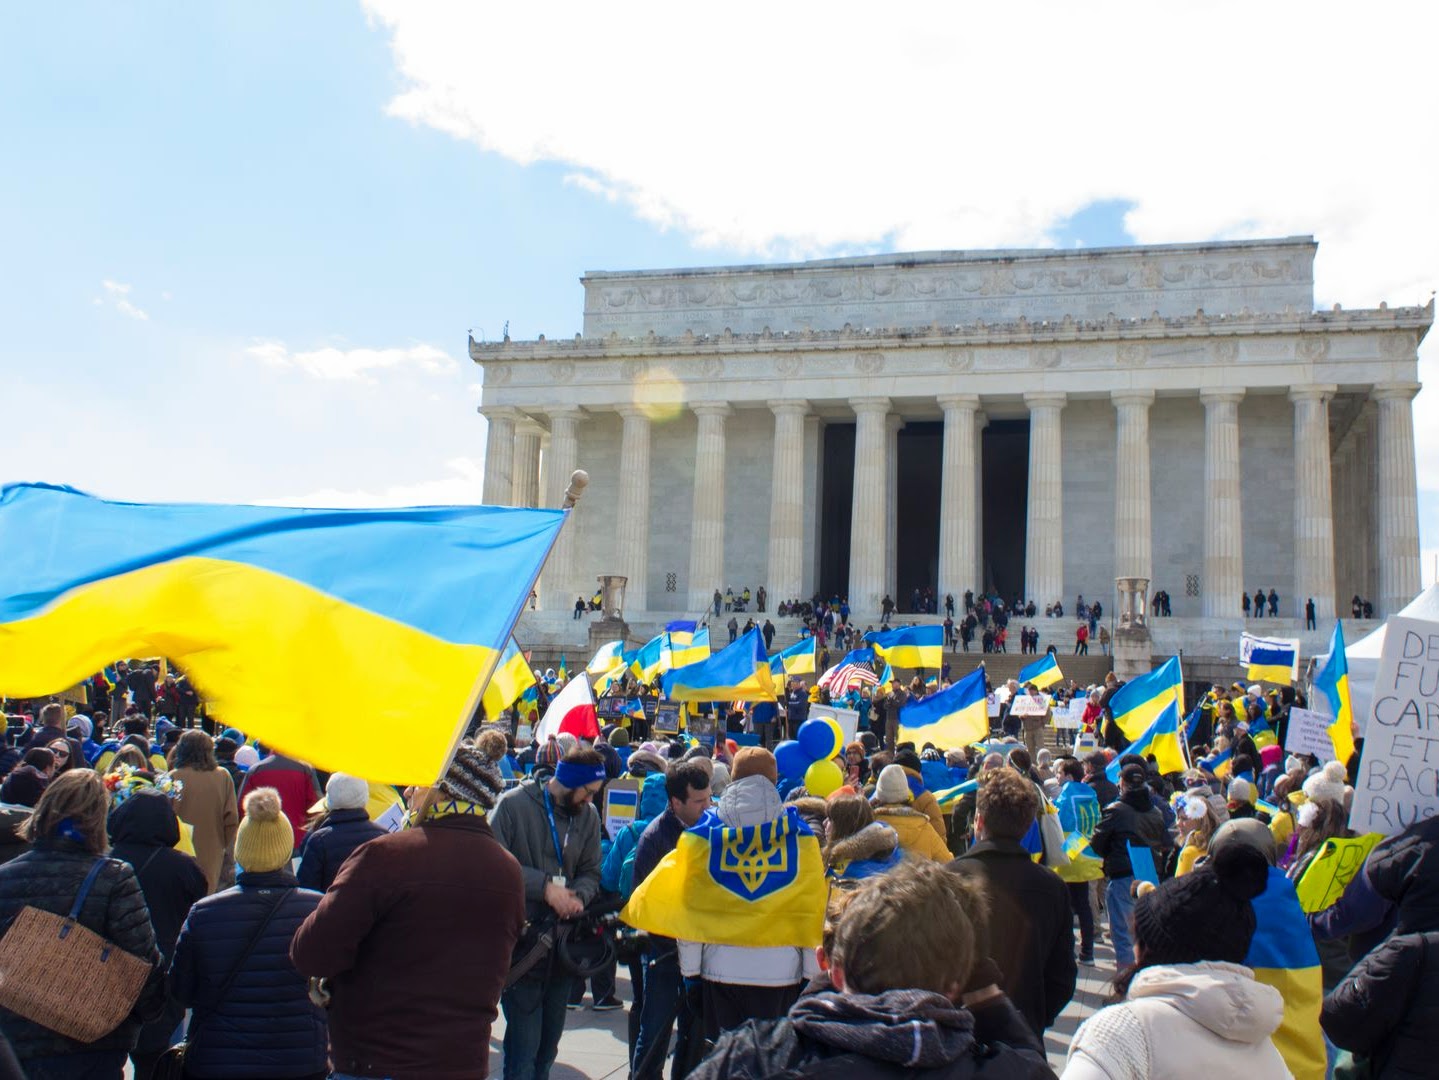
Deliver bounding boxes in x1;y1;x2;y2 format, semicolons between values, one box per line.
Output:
678;775;821;988
873;804;952;862
1064;962;1289;1080
488;777;602;923
691;987;1053;1079
827;822;903;883
601;772;668;895
1087;788;1170;880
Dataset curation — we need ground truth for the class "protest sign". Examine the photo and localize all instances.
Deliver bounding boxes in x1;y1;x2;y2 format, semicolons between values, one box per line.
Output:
603;778;642;838
1349;616;1439;835
1284;706;1337;761
1009;694;1051;718
375;802;406;834
809;704;859;745
652;699;681;734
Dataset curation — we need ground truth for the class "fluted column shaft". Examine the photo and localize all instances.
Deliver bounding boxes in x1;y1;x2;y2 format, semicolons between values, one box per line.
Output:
1201;390;1245;617
511;422;542;507
481;408;517;505
687;402;732;611
1291;385;1338;620
539;408;584;610
767;400;807;607
1373;382;1422;615
1113;391;1155;583
1024;393;1066;606
848;397;891;610
938;395;980;603
616;406;652;612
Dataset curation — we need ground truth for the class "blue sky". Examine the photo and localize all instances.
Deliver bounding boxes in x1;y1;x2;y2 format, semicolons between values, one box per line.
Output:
2;2;1436;582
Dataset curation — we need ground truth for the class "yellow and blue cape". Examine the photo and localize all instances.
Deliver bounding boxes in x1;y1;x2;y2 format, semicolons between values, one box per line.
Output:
0;483;564;785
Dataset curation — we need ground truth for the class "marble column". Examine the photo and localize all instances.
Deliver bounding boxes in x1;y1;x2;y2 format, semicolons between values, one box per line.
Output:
1024;393;1066;607
687;402;732;611
848;396;891;611
480;407;517;505
886;416;902;599
1290;385;1338;621
1200;390;1245;618
938;395;980;604
975;411;988;592
767;400;807;608
1112;390;1155;583
803;414;823;597
511;420;543;508
1372;382;1422;616
616;405;652;613
539;407;584;611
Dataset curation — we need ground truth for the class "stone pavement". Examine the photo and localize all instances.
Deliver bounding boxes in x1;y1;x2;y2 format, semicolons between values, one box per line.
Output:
489;939;1118;1077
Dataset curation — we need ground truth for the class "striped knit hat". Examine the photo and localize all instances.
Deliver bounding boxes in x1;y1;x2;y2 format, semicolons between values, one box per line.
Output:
438;744;504;809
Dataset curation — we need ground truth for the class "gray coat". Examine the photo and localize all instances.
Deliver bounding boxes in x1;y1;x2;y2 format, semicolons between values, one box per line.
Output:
489;778;602;920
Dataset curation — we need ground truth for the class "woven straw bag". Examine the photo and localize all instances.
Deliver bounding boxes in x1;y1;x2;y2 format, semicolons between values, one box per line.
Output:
0;859;151;1042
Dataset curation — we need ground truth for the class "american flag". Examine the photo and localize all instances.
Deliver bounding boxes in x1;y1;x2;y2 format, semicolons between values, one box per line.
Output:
818;658;880;693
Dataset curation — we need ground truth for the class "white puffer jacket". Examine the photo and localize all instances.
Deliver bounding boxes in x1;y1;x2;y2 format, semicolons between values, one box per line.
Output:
677;776;821;987
1063;962;1291;1080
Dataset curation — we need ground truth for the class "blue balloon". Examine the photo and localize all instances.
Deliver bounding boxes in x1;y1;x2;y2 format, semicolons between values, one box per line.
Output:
775;739;809;779
797;718;840;762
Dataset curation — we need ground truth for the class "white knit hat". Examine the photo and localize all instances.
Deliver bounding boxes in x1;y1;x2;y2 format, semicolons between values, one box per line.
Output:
1302;760;1350;805
874;764;911;806
326;772;369;812
1227;776;1258;805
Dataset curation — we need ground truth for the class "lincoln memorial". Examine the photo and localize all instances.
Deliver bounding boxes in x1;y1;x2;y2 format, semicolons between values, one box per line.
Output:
471;237;1428;651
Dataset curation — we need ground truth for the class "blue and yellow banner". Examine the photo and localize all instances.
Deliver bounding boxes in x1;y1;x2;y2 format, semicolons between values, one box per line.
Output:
668;626;710;668
1110;655;1183;742
662;627;775;703
768;636;816;677
1314;621;1356;764
0;483;565;785
481;637;537;719
863;624;943;670
1107;698;1188;778
631;634;668;684
621;805;826;947
1017;652;1063;691
586;639;625;675
898;666;988;750
1248;867;1326;1080
1242;633;1299;686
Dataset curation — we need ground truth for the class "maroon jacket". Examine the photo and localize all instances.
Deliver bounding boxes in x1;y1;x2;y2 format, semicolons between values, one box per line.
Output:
290;814;525;1079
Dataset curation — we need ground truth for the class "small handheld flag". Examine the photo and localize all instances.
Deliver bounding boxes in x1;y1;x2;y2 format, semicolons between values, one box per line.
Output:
1017;652;1063;691
1313;622;1356;764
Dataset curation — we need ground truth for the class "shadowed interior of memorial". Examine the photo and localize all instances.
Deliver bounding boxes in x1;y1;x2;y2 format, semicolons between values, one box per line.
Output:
819;423;854;600
896;423;941;607
982;420;1029;603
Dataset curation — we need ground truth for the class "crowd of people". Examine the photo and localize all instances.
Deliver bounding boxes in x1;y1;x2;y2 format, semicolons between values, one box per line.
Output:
0;646;1432;1080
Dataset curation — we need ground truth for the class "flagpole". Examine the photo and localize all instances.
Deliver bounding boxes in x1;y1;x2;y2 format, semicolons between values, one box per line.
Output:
410;470;590;818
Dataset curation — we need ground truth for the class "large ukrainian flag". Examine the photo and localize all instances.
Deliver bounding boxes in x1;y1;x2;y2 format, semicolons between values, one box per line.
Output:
1017;652;1063;691
621;805;826;947
1247;867;1326;1080
0;483;564;785
1109;655;1183;742
481;637;537;719
630;634;668;684
668;625;710;667
1314;621;1356;765
863;624;943;669
662;628;775;702
768;636;816;677
898;665;988;749
1105;699;1188;778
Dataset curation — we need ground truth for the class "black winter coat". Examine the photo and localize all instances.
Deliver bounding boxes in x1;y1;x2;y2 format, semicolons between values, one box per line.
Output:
1322;930;1439;1080
110;789;210;1055
1088;788;1171;879
0;842;165;1062
296;808;386;893
170;869;327;1079
1367;815;1439;935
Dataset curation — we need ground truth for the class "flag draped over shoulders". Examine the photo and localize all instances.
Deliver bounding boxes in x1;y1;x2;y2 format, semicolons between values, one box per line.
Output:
0;483;564;785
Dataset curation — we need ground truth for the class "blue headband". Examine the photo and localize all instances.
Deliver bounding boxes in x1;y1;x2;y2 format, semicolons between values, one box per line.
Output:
555;760;606;789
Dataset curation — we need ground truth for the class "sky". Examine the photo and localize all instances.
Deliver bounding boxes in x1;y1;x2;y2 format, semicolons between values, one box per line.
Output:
2;2;1437;582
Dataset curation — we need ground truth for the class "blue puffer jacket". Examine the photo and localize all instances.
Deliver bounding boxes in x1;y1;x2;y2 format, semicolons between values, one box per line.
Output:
296;808;387;892
169;869;327;1079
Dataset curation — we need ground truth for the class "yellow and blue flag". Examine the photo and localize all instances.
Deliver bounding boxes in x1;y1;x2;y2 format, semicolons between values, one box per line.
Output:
1314;621;1356;765
662;628;776;702
863;624;943;670
899;666;988;750
934;777;979;808
1243;633;1299;686
481;637;537;719
557;654;569;683
1107;698;1188;779
669;626;710;667
621;805;826;947
631;634;668;684
1017;652;1064;691
768;636;816;677
0;483;564;785
586;639;625;675
1199;744;1233;779
1248;867;1326;1080
1110;655;1184;742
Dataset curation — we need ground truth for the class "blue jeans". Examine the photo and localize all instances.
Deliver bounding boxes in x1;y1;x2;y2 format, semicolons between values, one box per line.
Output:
501;971;573;1080
1106;875;1136;969
633;949;692;1080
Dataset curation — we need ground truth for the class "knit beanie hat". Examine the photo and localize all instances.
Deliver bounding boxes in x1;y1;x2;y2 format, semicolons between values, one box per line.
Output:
1132;842;1268;965
623;749;667;777
731;747;778;786
609;727;630;748
1227;776;1258;806
710;762;731;796
874;764;912;806
1211;817;1278;867
66;716;93;741
437;744;504;810
325;773;369;812
234;788;294;873
1301;760;1349;805
556;732;579;757
535;735;562;770
233;745;260;769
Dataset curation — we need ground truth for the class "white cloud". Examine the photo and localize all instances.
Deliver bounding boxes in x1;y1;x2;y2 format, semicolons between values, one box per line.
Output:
257;456;485;508
245;339;457;382
98;279;148;320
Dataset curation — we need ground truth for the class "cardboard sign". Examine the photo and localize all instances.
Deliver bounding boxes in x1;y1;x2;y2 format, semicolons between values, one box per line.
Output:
808;704;859;745
1284;706;1337;761
1009;694;1051;718
603;778;642;839
375;803;406;834
1349;616;1439;835
1293;833;1383;913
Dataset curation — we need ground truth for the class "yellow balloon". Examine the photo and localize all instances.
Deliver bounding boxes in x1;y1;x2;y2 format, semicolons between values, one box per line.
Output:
821;717;844;755
804;757;845;798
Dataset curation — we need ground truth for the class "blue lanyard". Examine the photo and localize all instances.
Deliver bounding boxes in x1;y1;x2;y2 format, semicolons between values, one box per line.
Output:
541;786;567;872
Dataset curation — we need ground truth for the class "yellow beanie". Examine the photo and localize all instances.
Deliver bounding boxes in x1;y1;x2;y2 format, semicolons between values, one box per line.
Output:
234;787;294;873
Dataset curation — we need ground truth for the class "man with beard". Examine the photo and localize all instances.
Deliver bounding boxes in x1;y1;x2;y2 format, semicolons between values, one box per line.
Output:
489;746;606;1080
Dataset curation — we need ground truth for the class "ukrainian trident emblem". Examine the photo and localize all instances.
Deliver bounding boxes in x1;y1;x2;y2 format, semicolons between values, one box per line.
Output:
708;809;802;901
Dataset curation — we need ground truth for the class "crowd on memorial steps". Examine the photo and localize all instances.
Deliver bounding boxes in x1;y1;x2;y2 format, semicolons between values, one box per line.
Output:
0;629;1433;1080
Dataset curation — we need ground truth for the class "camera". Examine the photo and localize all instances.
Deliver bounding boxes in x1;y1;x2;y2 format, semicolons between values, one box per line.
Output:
556;894;653;975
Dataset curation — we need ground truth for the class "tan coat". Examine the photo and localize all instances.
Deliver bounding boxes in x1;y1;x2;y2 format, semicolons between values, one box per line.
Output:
901;767;949;841
872;805;952;862
172;765;239;892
